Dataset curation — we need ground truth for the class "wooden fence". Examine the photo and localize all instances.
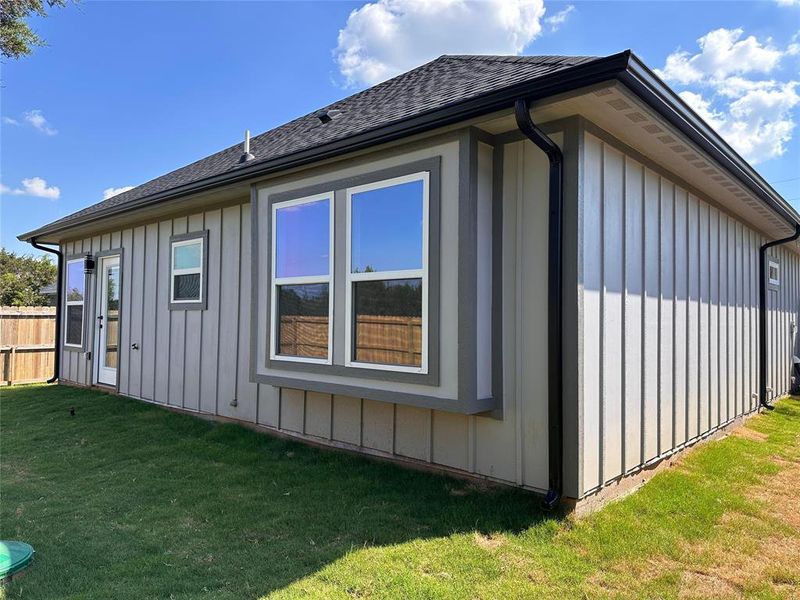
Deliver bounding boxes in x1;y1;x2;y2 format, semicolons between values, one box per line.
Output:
0;307;56;385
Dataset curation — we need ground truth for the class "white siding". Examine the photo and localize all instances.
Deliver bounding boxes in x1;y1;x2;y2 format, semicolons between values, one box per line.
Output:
579;131;800;495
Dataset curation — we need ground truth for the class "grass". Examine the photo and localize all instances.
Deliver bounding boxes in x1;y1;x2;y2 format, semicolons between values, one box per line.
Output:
1;385;798;599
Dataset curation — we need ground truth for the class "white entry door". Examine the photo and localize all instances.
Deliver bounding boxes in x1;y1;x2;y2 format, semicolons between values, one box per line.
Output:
95;255;121;387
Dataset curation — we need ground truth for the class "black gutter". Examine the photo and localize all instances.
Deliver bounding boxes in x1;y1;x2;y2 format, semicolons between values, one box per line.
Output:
514;99;564;510
759;225;800;409
30;238;62;384
20;52;633;242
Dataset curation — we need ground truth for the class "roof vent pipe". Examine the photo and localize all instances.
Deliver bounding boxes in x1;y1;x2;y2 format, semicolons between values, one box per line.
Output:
514;98;564;510
759;224;800;409
239;130;255;163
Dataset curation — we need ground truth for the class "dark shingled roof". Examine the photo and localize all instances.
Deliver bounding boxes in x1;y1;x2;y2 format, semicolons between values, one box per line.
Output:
30;54;599;235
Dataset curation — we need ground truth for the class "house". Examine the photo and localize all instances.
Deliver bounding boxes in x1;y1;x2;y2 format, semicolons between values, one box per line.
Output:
20;52;800;510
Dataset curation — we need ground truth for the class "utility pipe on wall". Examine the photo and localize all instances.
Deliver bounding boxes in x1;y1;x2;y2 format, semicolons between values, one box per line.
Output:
30;238;63;384
514;98;564;509
759;224;800;409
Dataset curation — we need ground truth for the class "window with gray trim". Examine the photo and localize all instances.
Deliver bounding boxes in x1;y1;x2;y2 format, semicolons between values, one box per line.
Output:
64;258;85;347
345;172;429;373
264;157;440;385
270;193;334;363
169;231;208;309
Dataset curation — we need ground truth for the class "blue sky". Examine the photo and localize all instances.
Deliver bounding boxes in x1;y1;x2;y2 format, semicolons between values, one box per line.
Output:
2;0;799;256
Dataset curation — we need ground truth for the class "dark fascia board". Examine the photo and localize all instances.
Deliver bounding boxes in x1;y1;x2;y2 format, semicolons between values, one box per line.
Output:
18;51;632;242
19;49;797;242
617;53;799;229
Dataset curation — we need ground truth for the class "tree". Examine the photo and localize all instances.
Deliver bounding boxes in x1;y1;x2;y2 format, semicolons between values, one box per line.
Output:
1;0;68;60
0;248;57;306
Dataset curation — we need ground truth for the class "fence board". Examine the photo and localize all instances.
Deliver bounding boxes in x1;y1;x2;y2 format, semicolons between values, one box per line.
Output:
0;307;56;384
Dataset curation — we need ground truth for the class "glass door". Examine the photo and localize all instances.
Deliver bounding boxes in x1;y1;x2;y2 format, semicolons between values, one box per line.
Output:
95;255;120;386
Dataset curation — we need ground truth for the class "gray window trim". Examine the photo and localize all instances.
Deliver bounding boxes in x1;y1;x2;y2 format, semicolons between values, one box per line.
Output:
63;252;89;352
168;230;209;310
261;157;441;385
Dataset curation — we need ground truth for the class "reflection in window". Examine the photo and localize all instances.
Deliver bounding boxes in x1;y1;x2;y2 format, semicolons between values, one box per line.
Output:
354;279;422;367
277;283;329;359
351;179;423;273
271;194;333;362
275;198;330;278
104;265;120;369
171;237;204;303
65;258;84;346
347;173;428;372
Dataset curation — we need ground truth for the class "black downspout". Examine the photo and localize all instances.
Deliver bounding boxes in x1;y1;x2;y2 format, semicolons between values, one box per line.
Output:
759;224;800;409
514;99;563;509
30;238;62;384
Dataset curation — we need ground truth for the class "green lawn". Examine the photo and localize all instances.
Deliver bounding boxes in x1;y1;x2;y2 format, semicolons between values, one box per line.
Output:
1;385;799;599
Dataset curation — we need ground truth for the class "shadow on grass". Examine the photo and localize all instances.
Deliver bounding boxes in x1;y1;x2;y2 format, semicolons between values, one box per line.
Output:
1;385;553;599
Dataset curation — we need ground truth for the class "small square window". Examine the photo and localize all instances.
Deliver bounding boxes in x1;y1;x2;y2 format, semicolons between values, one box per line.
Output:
768;260;780;286
169;232;208;309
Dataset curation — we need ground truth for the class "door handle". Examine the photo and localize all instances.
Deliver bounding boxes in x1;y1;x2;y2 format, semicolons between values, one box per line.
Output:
131;343;139;350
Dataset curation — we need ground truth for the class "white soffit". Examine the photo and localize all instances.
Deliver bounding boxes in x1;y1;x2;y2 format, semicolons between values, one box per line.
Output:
478;82;795;242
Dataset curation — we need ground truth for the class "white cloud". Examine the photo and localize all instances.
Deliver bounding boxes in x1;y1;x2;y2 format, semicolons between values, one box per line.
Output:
788;31;800;56
544;5;574;32
102;186;134;200
775;0;800;6
23;110;57;135
0;177;61;200
2;116;20;125
656;28;782;84
659;28;800;164
334;0;546;87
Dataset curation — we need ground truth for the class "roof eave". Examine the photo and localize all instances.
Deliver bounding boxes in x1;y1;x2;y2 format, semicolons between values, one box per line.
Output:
19;51;632;243
20;49;798;243
617;53;799;230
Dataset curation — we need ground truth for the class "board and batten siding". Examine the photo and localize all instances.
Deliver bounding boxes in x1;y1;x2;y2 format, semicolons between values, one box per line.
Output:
58;133;556;493
579;130;800;495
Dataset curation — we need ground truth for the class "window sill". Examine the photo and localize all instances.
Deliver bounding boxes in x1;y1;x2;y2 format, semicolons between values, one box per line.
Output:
168;301;207;311
265;355;438;386
254;371;496;415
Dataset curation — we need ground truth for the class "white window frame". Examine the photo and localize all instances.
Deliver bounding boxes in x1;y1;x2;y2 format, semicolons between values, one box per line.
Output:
170;237;204;304
270;192;335;365
769;259;780;286
345;171;429;374
64;258;85;348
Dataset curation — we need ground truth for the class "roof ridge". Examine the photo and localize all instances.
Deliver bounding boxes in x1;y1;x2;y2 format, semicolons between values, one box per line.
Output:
440;54;596;64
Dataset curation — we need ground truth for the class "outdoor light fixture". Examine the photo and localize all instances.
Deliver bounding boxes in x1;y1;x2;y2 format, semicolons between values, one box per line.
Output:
84;253;95;274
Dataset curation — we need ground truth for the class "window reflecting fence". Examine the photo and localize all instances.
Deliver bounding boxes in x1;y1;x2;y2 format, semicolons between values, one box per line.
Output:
278;314;422;366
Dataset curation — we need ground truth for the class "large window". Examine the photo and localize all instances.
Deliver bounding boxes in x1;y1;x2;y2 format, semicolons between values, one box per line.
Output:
64;258;85;347
170;231;207;309
346;173;428;373
270;193;333;363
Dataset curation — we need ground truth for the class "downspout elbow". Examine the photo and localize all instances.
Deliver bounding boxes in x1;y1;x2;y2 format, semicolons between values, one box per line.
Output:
29;237;62;384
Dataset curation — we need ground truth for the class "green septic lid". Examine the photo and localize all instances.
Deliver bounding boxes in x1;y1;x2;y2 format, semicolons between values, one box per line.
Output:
0;541;34;580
